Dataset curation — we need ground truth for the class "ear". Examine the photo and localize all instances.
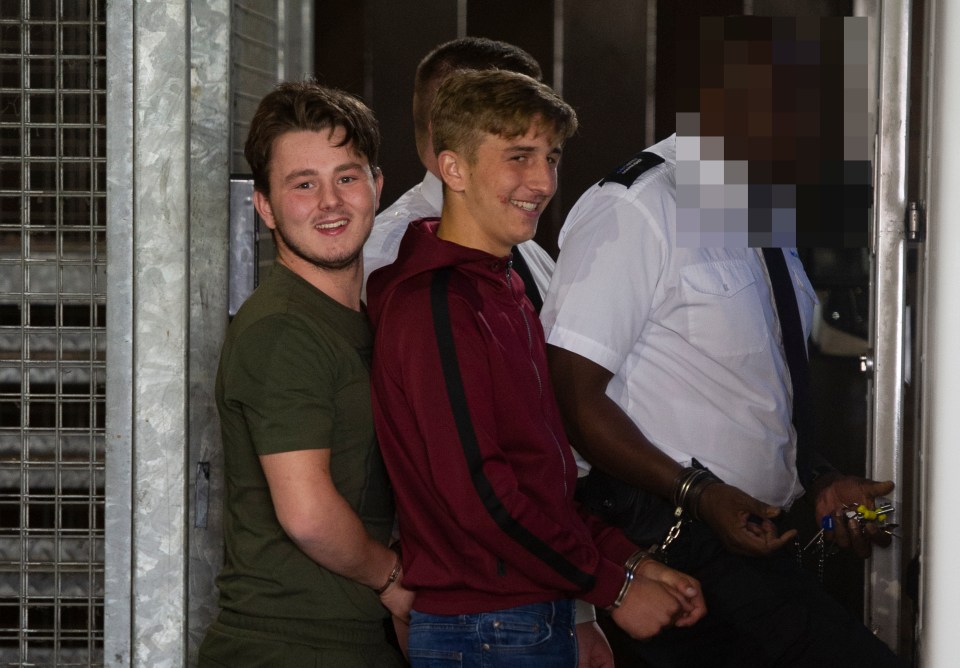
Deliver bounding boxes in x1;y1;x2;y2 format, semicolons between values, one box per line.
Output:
253;189;277;230
437;150;467;193
373;167;384;210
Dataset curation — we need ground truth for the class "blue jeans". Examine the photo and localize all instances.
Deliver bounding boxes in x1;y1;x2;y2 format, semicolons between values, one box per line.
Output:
407;600;577;668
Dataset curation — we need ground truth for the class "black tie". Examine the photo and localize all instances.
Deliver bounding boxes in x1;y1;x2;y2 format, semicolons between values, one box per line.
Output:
761;248;814;484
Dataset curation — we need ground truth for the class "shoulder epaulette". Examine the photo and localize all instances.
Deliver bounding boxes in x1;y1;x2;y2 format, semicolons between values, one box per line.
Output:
599;151;665;187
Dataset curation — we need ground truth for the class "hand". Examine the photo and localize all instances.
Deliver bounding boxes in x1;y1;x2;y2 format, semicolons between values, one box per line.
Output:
392;614;410;659
575;621;614;668
610;563;705;639
813;474;895;558
379;576;415;622
697;483;797;556
634;559;706;628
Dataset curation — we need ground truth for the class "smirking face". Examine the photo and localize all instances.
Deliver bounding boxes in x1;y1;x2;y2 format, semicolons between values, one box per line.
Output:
255;126;383;272
440;119;562;257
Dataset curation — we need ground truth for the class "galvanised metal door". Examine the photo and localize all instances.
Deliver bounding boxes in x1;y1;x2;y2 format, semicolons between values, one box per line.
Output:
0;1;107;665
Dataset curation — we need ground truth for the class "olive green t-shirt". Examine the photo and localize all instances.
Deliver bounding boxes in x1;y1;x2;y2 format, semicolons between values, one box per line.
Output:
214;263;393;634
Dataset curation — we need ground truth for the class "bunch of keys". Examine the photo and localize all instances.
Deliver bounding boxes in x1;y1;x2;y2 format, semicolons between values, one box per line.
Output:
801;514;839;581
843;499;898;535
801;497;899;581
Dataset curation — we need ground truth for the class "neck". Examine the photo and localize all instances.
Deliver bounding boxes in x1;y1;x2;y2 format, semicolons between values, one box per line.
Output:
437;196;511;257
276;254;364;311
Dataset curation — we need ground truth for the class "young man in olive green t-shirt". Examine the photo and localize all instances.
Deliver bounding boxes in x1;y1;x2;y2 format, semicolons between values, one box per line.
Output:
198;81;412;668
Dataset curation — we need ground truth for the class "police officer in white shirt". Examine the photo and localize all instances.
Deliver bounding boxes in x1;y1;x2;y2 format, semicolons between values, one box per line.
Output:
542;133;903;668
541;15;905;665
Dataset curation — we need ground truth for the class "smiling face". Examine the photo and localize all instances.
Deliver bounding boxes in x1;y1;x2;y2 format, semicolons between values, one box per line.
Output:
254;127;383;276
438;121;561;256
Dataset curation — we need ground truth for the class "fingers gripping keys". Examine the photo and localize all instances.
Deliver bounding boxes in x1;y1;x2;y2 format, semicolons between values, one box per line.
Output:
802;497;899;581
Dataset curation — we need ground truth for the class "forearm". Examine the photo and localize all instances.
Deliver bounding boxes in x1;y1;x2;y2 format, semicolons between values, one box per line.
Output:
285;492;397;589
261;449;398;591
292;497;414;621
577;397;679;499
548;345;681;500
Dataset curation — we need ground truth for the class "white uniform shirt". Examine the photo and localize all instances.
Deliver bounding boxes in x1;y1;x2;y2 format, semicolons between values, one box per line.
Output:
541;136;817;508
363;172;556;302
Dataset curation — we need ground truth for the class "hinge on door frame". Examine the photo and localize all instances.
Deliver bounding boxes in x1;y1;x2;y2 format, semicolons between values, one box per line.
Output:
194;461;211;529
907;200;925;242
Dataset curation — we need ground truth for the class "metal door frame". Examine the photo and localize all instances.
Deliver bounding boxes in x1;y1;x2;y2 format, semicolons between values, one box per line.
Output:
861;0;912;652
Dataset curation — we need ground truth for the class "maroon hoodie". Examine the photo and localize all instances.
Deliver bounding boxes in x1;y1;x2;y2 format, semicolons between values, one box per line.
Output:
367;218;636;615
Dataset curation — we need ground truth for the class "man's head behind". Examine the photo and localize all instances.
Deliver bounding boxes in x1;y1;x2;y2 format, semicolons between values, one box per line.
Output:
245;80;381;195
432;69;577;164
674;15;870;248
413;37;542;166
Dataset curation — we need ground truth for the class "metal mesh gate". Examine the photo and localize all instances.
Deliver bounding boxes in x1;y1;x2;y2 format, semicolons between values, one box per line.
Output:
0;0;106;664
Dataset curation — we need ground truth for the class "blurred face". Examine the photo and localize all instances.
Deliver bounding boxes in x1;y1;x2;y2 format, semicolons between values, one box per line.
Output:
254;127;382;273
444;121;561;256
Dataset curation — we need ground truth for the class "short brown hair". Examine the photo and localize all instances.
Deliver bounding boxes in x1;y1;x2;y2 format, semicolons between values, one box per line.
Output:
412;38;542;152
431;69;577;162
244;80;380;195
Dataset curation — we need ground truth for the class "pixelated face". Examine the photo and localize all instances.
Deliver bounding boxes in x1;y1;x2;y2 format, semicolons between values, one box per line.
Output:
676;16;870;248
254;127;383;272
451;121;562;256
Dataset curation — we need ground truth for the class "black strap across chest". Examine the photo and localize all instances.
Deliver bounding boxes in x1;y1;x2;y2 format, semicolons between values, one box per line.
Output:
761;248;814;481
509;246;543;313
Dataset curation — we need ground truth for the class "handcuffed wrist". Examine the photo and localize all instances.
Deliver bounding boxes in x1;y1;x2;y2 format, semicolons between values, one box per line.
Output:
624;548;656;575
672;464;722;521
607;548;658;611
374;551;402;595
606;568;634;611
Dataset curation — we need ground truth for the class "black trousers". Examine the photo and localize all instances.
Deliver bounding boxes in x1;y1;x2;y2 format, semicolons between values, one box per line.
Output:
576;469;909;668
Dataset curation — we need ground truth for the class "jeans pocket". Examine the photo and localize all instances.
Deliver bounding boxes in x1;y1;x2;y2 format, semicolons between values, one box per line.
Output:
481;608;553;650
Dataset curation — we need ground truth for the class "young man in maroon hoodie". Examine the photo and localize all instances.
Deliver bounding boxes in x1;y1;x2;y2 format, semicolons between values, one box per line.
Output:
366;69;706;667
